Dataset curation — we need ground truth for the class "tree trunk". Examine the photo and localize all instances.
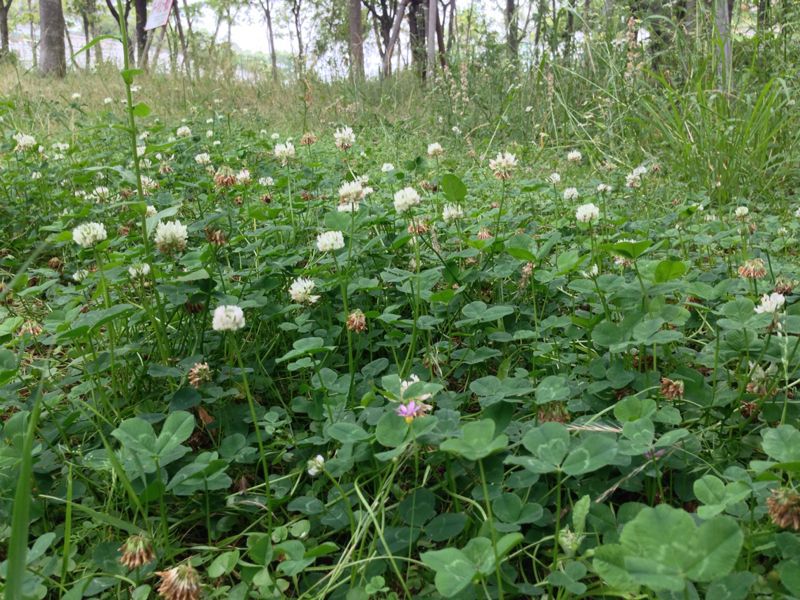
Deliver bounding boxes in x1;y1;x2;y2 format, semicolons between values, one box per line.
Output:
134;0;147;67
435;5;446;68
290;0;304;76
425;0;436;81
172;0;190;77
506;0;518;59
0;2;10;56
39;0;66;76
181;0;199;77
383;0;408;76
258;0;279;81
348;0;364;80
714;0;732;88
82;11;90;68
408;0;425;78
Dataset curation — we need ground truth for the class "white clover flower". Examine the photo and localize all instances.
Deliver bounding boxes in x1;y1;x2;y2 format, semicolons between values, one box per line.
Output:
195;153;211;165
548;172;561;185
394;187;421;214
632;165;648;178
128;263;151;278
704;214;718;222
259;176;274;186
154;220;188;254
567;150;582;162
583;264;600;278
52;142;70;152
145;205;158;218
735;206;749;218
755;292;785;314
213;140;221;146
337;180;367;212
271;132;281;140
90;186;111;202
72;222;107;248
176;125;192;138
316;231;345;252
72;269;89;282
575;202;600;223
596;183;613;193
442;204;464;222
103;97;113;105
212;305;245;331
795;207;800;218
525;105;533;113
13;133;36;151
140;176;158;194
205;118;214;124
625;173;642;188
452;126;462;135
206;130;213;138
289;277;320;304
563;187;579;201
427;142;444;157
334;126;356;150
136;145;146;157
307;454;325;476
236;168;251;185
130;84;141;93
31;171;42;180
489;151;517;180
274;142;295;165
381;163;395;173
71;92;81;100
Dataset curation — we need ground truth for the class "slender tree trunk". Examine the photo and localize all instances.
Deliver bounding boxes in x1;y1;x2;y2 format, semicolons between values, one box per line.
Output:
152;23;167;69
28;0;37;65
408;0;425;78
39;0;66;76
446;0;456;52
714;0;732;88
82;11;90;68
435;6;446;68
425;0;436;81
0;2;10;56
134;0;147;67
172;0;190;77
383;0;409;76
65;25;81;69
349;0;364;79
506;0;519;59
291;1;304;76
181;0;199;77
258;0;279;81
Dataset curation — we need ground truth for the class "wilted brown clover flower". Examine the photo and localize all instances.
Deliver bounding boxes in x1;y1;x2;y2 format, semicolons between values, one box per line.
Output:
738;258;767;280
300;132;318;146
156;563;201;600
205;228;227;246
118;534;155;570
213;166;237;188
346;309;367;333
767;488;800;531
188;362;212;388
660;377;684;400
774;277;797;295
477;228;492;240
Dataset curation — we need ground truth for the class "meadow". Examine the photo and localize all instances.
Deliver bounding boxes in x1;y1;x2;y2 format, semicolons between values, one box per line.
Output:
2;27;800;598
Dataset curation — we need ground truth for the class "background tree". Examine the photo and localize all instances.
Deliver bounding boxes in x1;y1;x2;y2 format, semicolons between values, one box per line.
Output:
348;0;363;80
0;0;12;57
39;0;66;75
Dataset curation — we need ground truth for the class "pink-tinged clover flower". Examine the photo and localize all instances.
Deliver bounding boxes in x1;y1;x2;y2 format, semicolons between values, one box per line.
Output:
396;400;432;424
